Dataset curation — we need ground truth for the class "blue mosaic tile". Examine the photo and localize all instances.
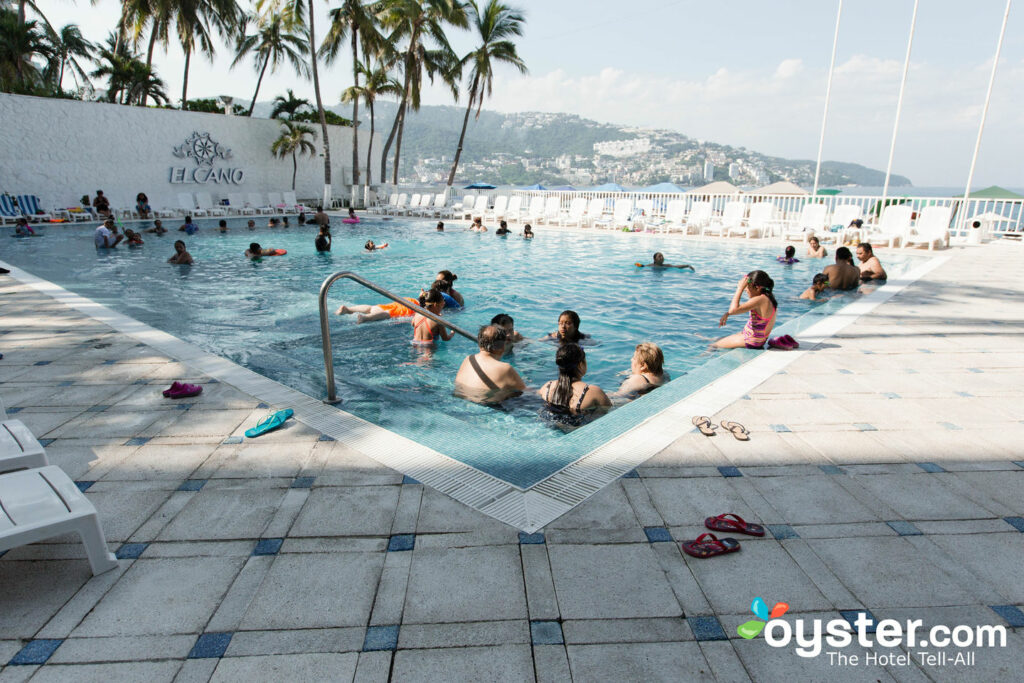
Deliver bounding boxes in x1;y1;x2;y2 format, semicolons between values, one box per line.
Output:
767;524;799;540
188;632;233;659
905;368;918;374
5;406;22;415
317;434;336;442
1014;461;1024;470
387;534;415;552
643;527;673;543
819;465;843;475
252;538;283;556
688;616;728;641
939;422;963;431
530;620;564;645
954;391;973;398
33;360;51;366
291;476;316;489
967;368;983;373
85;404;110;412
741;394;752;400
102;359;118;365
207;379;220;384
860;349;874;354
518;532;545;545
770;424;791;433
402;475;420;485
222;436;243;444
362;625;399;652
717;466;742;478
175;403;192;410
1003;517;1024;533
178;479;207;492
115;543;148;560
58;380;74;387
124;436;151;446
990;605;1024;628
39;438;55;447
853;423;877;432
883;392;901;399
886;521;922;536
917;348;933;354
75;481;94;492
621;469;639;478
917;462;946;473
8;639;63;665
809;393;826;399
133;379;149;384
257;402;269;409
840;609;877;633
837;368;852;375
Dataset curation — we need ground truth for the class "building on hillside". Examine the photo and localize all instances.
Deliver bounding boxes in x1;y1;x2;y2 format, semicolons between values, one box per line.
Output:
593;138;651;158
703;160;715;182
728;162;740;179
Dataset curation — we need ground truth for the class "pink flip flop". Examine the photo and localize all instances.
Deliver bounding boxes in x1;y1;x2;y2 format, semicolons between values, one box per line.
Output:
167;383;202;399
162;381;182;397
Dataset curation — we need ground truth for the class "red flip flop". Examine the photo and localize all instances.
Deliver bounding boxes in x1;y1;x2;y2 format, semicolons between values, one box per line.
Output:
704;513;765;537
162;381;182;397
681;533;742;558
167;383;202;399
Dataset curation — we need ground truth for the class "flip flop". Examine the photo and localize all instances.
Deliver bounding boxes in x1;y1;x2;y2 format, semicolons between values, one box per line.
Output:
167;383;202;399
162;381;182;397
781;335;799;348
681;533;741;558
705;513;766;537
720;420;750;441
244;408;294;438
691;415;717;437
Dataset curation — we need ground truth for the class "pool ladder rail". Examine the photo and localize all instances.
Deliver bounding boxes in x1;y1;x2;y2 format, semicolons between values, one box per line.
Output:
318;271;477;404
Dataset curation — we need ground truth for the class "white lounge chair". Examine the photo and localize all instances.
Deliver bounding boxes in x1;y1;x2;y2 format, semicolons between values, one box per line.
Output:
594;198;633;230
866;205;913;248
413;193;434;216
558;197;588;227
149;200;178;218
650;200;686;233
266;192;287;213
505;196;524;223
283;191;314;213
783;203;828;242
397;193;421;216
177;193;207;217
227;193;255;216
831;204;862;243
582;197;608;227
195;192;226;216
0;420;48;474
425;193;452;218
17;194;54;222
484;196;508;222
703;201;745;237
387;193;409;215
370;193;396;215
903;205;952;250
450;194;472;218
632;199;654;229
683;202;712;234
464;195;489;221
0;466;119;576
525;196;547;224
247;193;274;215
538;196;561;224
731;202;774;238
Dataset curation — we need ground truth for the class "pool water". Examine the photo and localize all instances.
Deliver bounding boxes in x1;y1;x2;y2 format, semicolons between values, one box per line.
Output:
3;216;922;487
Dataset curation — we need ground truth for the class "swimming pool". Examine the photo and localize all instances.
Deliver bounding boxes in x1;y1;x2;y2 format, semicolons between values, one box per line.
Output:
3;217;923;488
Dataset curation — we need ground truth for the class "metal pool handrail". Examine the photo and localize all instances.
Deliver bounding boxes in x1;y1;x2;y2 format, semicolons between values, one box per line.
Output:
318;271;476;403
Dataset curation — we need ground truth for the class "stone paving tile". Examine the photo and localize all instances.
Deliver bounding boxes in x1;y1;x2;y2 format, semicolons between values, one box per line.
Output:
546;482;641;530
566;642;716;682
0;561;92;639
97;443;219;482
210;653;358;682
644;477;765;528
396;620;530;649
925;533;1024;604
562;617;694;644
849;473;1003;520
47;635;194;663
223;628;364;657
289;486;400;538
747;475;883;525
208;442;316;479
156;486;288;541
25;661;183;683
732;636;899;682
390;644;535;682
412;487;512;534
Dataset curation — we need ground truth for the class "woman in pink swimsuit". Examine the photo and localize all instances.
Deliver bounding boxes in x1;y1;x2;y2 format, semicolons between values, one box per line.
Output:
713;270;778;349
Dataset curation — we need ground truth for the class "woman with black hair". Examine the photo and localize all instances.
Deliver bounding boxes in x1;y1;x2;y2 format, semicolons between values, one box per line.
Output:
713;271;778;349
435;270;464;306
541;310;588;344
538;343;611;428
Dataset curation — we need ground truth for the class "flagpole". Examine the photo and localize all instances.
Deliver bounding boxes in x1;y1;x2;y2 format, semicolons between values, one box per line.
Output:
813;0;843;198
957;0;1012;235
882;0;919;209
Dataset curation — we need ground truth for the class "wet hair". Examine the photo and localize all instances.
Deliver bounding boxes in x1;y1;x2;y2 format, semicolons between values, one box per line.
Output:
249;242;261;252
859;242;874;255
437;270;457;283
477;324;508;353
316;205;323;211
557;310;584;343
784;245;796;259
499;220;507;230
523;224;533;233
549;343;586;410
812;273;829;287
185;215;193;222
808;236;819;246
436;221;444;230
491;313;514;328
419;288;443;308
432;279;452;293
218;219;227;228
472;216;482;225
174;240;185;249
746;270;777;309
634;342;664;376
365;240;374;250
653;252;664;262
835;246;853;263
850;219;863;228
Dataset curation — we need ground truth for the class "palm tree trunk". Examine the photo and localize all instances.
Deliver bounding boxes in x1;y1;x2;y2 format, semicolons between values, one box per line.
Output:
248;58;269;116
350;28;359;187
292;152;298;190
366;100;374;186
181;50;191;108
447;84;476;187
143;28;158;106
58;57;66;91
17;0;25;25
308;0;332;199
392;99;406;185
380;57;412;183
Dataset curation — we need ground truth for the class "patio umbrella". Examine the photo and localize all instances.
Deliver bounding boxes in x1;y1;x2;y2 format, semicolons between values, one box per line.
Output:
687;181;741;195
549;185;577;191
816;188;842;196
954;185;1024;199
589;182;627;192
463;182;497;190
754;181;808;195
642;182;685;193
520;183;547;191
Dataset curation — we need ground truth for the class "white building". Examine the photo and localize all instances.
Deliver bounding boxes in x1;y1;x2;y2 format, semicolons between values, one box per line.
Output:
593;138;652;158
704;160;715;182
728;162;740;179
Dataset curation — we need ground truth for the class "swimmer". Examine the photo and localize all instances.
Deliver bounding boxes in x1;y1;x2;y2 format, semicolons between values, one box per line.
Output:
615;342;670;398
348;207;358;221
491;313;525;347
857;242;886;281
436;271;464;306
453;325;526;404
94;218;123;248
495;220;510;235
823;247;861;290
636;252;693;271
713;271;777;349
282;216;290;227
13;217;35;236
313;205;329;227
800;273;830;301
246;219;256;230
168;240;193;264
806;236;826;258
298;211;307;225
218;219;228;233
315;225;331;252
124;229;144;246
541;310;588;345
436;221;445;232
470;217;487;232
777;245;799;264
336;292;424;323
268;217;280;227
245;242;282;259
365;240;389;251
144;219;167;235
179;215;198;235
523;224;534;239
421;279;461;309
538;343;611;429
411;290;454;345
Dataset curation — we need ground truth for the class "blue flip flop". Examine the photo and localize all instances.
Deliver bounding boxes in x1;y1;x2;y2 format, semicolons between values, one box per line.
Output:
244;408;294;438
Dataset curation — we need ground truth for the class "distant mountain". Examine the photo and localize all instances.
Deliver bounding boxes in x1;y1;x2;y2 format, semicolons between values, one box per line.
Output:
252;100;912;188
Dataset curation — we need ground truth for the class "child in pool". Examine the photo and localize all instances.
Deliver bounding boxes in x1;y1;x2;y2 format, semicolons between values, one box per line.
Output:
411;290;454;345
713;271;778;349
801;273;830;301
777;245;799;264
636;252;693;270
523;224;534;239
124;229;144;246
168;240;193;264
365;240;389;251
245;242;283;259
495;220;510;235
420;279;461;309
436;270;464;306
315;225;331;252
806;236;826;258
247;219;256;230
491;313;524;347
218;219;228;233
541;310;589;345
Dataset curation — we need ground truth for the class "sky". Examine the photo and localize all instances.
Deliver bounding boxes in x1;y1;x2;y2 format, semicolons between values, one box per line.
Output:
38;0;1023;187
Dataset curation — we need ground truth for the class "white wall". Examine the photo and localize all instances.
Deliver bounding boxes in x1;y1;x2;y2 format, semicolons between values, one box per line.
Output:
0;93;381;210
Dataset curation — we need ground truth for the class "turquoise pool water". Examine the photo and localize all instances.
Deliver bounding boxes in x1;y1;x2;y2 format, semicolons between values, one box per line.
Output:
3;217;922;487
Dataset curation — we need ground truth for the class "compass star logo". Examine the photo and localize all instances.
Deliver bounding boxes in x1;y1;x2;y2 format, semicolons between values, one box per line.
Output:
172;131;232;167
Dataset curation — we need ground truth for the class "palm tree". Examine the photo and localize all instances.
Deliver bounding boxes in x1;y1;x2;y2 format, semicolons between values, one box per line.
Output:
89;35;140;103
233;11;309;116
377;0;467;185
447;0;525;186
272;119;317;190
44;23;95;92
123;60;168;104
0;10;52;90
174;0;242;106
271;88;311;119
342;59;402;186
321;0;381;191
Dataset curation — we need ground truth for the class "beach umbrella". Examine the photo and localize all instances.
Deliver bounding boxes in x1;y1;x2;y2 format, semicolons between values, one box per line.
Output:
642;182;684;193
687;181;741;195
463;182;497;189
954;185;1024;199
816;188;842;196
754;181;808;195
520;183;547;190
549;185;577;191
589;182;627;192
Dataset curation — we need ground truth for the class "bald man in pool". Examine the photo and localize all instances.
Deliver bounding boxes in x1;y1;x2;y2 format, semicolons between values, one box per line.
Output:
454;325;526;404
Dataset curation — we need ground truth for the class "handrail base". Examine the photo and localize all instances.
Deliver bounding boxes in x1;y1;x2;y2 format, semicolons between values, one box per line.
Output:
323;397;343;405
